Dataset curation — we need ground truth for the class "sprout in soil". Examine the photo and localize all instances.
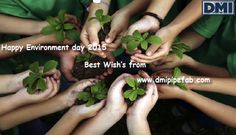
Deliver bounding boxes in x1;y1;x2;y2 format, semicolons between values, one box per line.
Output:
121;30;162;53
23;60;58;94
77;81;108;107
172;67;188;90
41;10;80;43
75;53;95;63
88;9;112;31
124;77;145;102
170;37;191;59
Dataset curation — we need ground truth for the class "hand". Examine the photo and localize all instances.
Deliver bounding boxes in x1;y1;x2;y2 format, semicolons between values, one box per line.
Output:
150;54;194;71
103;73;133;117
58;79;98;108
80;17;106;58
131;26;177;63
69;100;105;119
127;71;158;119
104;10;130;52
59;49;80;82
157;84;189;100
15;77;60;104
123;16;160;54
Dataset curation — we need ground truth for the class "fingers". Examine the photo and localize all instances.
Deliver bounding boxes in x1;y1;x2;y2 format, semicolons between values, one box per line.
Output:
62;69;78;82
75;79;99;91
88;28;100;48
89;99;106;112
80;30;90;46
44;69;61;80
105;27;120;43
47;78;60;98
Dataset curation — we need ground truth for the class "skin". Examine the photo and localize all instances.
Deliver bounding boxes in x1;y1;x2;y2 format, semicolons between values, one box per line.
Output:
46;100;105;135
0;79;98;131
130;0;202;63
127;71;158;135
157;85;236;128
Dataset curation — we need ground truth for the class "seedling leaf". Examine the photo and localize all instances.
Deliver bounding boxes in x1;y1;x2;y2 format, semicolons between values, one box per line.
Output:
66;30;80;41
127;78;136;88
58;10;66;22
43;60;58;73
86;98;96;107
147;35;162;45
37;78;47;91
124;90;133;98
173;67;181;78
141;41;148;50
29;62;39;73
176;83;188;91
47;16;58;26
64;23;75;30
41;26;55;35
55;30;64;43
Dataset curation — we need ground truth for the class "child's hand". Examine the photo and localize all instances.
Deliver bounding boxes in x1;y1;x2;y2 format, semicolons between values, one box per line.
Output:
157;85;189;100
80;18;106;58
59;49;80;82
15;77;59;104
69;100;105;119
127;71;158;119
58;79;98;108
150;54;194;71
103;10;130;52
131;26;177;63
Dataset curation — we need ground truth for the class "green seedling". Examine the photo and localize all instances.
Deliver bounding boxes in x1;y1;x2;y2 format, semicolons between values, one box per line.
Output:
89;9;112;31
172;67;188;90
77;81;107;107
23;60;58;94
121;30;162;53
41;10;80;43
124;77;145;102
76;53;95;63
171;37;191;59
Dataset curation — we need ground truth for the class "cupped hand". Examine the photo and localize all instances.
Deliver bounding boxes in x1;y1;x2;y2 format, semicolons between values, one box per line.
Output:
131;26;177;63
16;77;60;104
59;49;80;82
127;71;158;118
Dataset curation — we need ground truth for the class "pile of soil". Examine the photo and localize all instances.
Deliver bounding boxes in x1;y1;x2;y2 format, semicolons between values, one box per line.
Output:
98;23;111;43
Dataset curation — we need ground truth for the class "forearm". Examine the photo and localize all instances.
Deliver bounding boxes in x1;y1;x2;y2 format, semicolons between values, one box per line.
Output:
183;55;230;77
73;109;124;135
46;110;84;135
127;116;151;135
0;35;49;59
0;74;23;94
146;0;175;19
168;0;202;35
183;91;236;128
119;0;151;17
0;14;47;35
190;77;236;96
0;95;67;130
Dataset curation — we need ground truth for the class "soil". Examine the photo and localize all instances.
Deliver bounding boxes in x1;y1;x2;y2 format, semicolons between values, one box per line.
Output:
123;83;147;106
73;55;109;80
98;23;111;43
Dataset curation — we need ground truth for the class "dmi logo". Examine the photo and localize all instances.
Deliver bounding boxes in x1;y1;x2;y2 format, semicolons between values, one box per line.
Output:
203;0;235;15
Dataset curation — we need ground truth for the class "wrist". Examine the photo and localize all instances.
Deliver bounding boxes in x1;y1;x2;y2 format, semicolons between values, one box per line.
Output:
127;114;147;123
143;15;160;30
14;71;30;90
102;107;126;121
184;56;197;68
35;21;48;34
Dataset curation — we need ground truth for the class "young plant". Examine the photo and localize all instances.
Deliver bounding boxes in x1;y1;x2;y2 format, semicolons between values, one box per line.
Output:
76;53;95;63
23;60;58;94
88;9;112;31
41;10;80;43
121;30;162;53
77;81;107;107
172;67;188;90
124;77;145;102
171;37;191;59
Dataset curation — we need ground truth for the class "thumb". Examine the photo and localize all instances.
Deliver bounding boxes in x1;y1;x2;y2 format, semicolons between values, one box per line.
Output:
88;29;100;46
105;28;119;43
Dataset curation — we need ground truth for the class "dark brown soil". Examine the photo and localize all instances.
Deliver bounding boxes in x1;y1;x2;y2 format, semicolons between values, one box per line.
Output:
73;55;109;80
98;23;111;43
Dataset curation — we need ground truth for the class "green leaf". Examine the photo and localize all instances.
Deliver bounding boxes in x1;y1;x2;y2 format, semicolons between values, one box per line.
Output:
121;35;133;44
64;23;75;30
23;74;38;87
176;83;188;91
147;35;162;45
124;90;133;98
101;15;112;24
86;97;96;107
27;86;37;95
58;10;66;22
95;9;103;18
142;32;149;39
88;17;97;21
137;89;145;95
133;30;142;38
91;85;99;94
43;60;58;73
127;40;139;53
174;37;181;44
141;41;148;50
41;26;55;35
77;92;91;101
55;30;65;43
95;94;106;100
66;30;80;41
129;90;138;101
37;78;47;91
46;16;58;26
27;79;38;94
126;78;136;88
173;67;181;78
175;43;191;52
172;48;183;59
29;62;39;73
